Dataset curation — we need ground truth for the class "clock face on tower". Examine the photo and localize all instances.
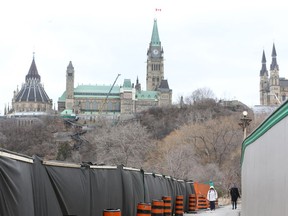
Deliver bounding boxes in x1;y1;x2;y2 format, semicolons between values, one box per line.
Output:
152;49;159;56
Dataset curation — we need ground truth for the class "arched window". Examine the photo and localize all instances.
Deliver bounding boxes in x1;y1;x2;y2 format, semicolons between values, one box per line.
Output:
108;101;113;111
115;102;120;111
93;101;97;111
85;101;90;110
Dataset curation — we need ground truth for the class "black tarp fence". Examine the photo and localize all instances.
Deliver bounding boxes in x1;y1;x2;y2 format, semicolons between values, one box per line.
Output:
0;149;195;216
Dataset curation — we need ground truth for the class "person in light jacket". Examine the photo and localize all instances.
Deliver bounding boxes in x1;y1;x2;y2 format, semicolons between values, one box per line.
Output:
207;186;218;211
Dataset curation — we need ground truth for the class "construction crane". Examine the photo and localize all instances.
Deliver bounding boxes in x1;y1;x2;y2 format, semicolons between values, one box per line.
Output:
269;93;281;105
99;74;121;114
273;93;281;105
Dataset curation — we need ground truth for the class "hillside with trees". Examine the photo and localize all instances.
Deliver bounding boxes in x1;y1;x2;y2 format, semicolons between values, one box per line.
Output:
0;88;267;195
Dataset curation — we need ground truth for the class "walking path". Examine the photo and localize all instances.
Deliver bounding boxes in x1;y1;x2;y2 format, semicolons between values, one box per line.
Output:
185;204;241;216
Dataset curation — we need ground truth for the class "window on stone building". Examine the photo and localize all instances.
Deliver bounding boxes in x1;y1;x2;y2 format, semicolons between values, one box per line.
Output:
108;101;113;111
115;102;120;111
93;101;97;111
85;101;90;110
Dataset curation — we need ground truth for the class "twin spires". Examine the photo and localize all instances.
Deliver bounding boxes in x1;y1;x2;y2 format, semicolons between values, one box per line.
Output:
260;43;279;76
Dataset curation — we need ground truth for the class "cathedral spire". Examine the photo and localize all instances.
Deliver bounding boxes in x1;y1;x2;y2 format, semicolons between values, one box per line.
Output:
270;43;279;70
272;43;277;57
150;19;161;46
260;50;268;76
262;50;266;63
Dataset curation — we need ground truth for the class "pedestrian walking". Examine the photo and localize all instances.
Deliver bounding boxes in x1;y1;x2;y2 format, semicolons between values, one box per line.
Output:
230;184;241;210
207;186;218;211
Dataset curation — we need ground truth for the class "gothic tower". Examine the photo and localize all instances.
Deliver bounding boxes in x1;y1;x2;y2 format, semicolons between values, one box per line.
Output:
259;43;284;106
259;50;269;105
65;61;75;110
146;19;164;91
269;43;280;104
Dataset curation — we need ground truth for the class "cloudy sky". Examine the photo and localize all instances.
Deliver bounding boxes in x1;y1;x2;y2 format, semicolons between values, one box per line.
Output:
1;0;288;115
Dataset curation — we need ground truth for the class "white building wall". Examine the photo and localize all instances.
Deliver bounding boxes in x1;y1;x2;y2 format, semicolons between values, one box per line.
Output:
242;116;288;215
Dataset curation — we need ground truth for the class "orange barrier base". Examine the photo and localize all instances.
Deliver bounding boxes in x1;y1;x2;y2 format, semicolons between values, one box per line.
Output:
103;209;121;216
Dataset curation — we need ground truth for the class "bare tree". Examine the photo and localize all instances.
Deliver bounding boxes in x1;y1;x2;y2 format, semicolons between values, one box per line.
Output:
179;115;242;167
0;117;60;158
83;121;155;167
145;114;243;192
185;87;216;105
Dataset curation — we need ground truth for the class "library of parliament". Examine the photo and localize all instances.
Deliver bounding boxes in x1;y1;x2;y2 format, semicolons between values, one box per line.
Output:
7;19;172;117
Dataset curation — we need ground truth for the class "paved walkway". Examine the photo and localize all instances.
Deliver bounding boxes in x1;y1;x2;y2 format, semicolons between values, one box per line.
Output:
185;204;241;216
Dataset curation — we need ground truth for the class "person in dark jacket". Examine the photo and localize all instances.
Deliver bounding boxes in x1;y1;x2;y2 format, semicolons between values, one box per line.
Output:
230;184;241;210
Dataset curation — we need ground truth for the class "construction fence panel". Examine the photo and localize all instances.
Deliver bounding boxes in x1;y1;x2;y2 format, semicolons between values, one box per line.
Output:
0;149;196;216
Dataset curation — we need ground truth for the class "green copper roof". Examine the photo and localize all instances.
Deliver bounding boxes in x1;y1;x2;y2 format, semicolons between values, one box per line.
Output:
74;84;120;94
136;90;158;100
58;84;121;101
151;19;161;46
123;79;132;89
58;91;66;102
74;85;120;98
241;100;288;165
60;109;73;115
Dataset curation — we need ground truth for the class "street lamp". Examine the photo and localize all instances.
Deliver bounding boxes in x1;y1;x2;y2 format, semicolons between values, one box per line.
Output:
239;111;252;139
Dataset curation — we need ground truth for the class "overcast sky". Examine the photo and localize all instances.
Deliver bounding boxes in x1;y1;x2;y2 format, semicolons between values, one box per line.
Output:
1;0;288;115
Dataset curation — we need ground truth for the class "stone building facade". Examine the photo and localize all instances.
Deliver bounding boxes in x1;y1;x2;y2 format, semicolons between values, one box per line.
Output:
260;43;288;106
58;19;172;116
